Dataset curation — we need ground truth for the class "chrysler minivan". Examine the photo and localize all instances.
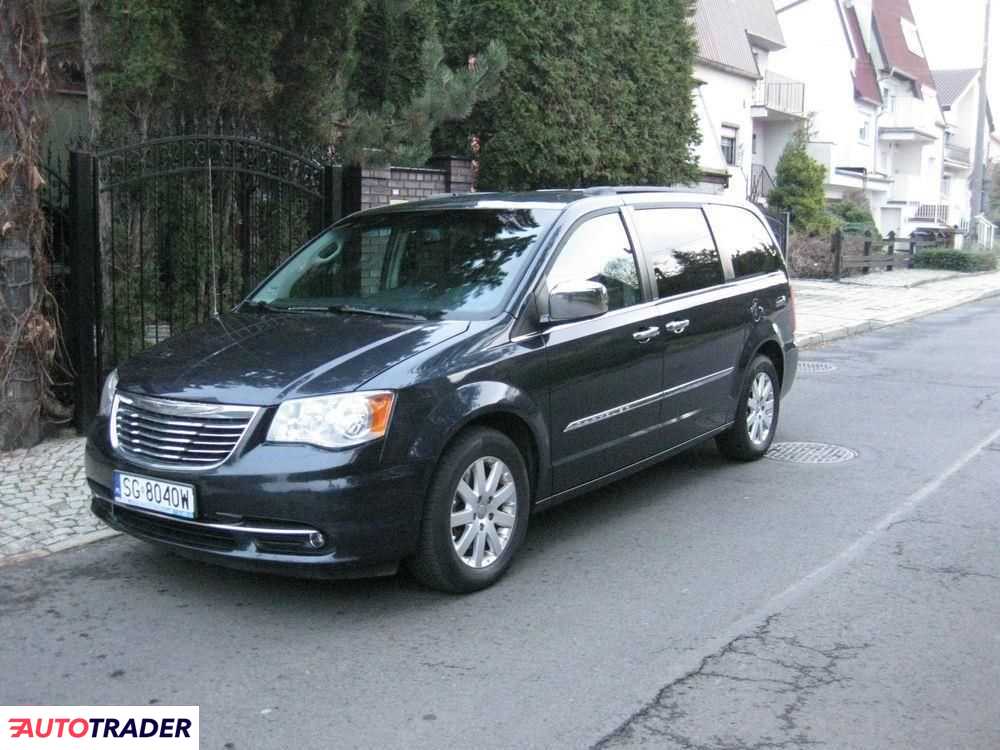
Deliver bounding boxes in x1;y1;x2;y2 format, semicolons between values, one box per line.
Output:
87;187;798;592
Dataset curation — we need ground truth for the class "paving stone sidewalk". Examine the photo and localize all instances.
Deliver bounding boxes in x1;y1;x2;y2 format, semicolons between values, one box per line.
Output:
793;269;1000;348
2;268;1000;564
0;435;114;565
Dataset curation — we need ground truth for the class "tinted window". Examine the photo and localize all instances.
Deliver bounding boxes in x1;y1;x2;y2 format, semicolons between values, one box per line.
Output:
705;205;782;278
633;208;724;298
251;208;559;320
547;213;641;311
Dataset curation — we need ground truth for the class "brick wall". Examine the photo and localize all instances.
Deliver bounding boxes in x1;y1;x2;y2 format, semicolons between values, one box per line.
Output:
343;156;474;215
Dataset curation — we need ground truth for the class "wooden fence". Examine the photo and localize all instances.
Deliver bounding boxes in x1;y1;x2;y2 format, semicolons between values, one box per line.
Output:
831;230;938;281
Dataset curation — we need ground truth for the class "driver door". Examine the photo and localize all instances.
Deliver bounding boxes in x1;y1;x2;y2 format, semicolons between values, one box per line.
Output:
543;210;667;493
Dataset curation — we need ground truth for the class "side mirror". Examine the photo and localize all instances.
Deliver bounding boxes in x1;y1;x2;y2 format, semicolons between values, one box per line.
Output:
546;280;609;324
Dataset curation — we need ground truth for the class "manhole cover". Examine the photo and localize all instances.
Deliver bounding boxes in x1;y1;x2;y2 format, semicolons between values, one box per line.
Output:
798;360;837;374
766;442;858;464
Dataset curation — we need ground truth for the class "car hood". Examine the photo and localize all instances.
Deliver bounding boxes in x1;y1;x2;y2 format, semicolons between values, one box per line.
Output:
117;311;469;405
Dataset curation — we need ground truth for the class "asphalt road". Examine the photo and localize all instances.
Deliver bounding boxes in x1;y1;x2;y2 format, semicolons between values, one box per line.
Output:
3;299;1000;750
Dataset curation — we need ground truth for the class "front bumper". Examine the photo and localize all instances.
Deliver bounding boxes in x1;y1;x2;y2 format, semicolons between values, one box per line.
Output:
86;418;431;579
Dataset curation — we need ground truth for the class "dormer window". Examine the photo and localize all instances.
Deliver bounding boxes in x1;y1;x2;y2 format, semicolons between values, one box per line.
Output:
900;19;924;58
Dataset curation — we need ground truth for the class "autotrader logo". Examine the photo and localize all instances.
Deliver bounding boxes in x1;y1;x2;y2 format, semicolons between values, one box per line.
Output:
0;706;198;748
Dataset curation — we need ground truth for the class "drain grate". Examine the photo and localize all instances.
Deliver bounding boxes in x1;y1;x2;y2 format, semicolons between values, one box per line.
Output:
766;441;858;464
798;360;837;374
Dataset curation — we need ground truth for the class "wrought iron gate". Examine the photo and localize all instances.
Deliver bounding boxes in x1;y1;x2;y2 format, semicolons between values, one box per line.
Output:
69;135;341;427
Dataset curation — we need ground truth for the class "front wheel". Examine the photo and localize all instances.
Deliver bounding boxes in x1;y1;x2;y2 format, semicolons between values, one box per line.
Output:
716;355;780;461
408;427;530;593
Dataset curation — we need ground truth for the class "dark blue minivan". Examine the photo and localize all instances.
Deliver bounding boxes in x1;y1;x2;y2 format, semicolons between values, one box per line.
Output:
87;187;798;592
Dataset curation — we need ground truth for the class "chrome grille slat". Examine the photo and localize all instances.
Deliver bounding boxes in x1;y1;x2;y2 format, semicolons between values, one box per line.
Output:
112;393;259;470
117;425;240;446
117;419;200;437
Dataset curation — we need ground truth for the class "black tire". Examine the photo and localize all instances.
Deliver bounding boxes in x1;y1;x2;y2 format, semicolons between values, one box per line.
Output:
716;355;780;462
407;427;531;593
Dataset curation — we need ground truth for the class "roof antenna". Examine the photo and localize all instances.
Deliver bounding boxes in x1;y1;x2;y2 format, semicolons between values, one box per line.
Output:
207;157;219;317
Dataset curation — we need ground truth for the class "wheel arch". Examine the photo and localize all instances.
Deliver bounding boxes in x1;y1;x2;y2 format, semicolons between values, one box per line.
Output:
417;381;552;502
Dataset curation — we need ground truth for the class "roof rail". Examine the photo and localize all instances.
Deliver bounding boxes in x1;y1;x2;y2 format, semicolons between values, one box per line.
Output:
580;185;706;196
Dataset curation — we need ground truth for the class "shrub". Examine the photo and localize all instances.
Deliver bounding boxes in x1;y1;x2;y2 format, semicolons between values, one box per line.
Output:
912;250;998;272
828;191;876;227
787;233;835;278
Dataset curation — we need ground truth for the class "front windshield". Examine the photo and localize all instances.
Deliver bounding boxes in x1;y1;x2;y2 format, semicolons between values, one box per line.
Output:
249;208;560;320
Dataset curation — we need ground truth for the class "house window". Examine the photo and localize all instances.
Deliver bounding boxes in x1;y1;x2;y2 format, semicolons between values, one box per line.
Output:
858;118;870;143
752;132;758;156
941;175;952;197
721;126;738;166
882;88;895;112
900;18;924;58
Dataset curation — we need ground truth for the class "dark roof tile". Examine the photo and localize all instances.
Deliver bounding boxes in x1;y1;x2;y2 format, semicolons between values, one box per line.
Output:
872;0;936;90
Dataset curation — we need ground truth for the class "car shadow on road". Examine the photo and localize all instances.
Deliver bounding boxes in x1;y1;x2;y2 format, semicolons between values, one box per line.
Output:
1;441;743;623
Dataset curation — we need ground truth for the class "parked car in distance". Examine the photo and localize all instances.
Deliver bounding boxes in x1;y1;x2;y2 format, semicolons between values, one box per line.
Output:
86;187;798;593
909;226;954;246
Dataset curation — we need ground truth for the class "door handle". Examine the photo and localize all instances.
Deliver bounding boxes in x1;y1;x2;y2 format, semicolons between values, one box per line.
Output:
775;295;787;308
632;326;661;343
663;319;690;334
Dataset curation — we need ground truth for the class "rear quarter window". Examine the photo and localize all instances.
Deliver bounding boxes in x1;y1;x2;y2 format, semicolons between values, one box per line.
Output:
704;205;782;279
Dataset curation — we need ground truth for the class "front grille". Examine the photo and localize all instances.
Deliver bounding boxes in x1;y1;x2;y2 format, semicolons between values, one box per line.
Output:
112;393;259;470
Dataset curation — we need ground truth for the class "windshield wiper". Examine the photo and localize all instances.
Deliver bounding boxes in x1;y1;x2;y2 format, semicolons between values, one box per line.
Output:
246;301;427;321
327;305;428;322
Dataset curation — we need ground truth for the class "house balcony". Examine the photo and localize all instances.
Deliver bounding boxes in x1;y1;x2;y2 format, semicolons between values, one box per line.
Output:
943;143;971;170
879;97;939;142
890;174;940;204
752;72;805;121
913;204;949;224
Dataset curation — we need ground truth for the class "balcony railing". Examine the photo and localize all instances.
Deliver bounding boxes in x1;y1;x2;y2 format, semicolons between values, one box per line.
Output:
944;144;971;164
914;204;949;223
749;163;776;204
753;72;805;116
880;97;939;135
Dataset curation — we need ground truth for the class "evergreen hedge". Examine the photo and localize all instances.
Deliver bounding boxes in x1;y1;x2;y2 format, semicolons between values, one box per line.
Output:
912;250;997;272
437;0;701;190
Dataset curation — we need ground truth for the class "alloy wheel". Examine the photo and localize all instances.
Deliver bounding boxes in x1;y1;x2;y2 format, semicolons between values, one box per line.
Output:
746;371;775;446
450;456;517;569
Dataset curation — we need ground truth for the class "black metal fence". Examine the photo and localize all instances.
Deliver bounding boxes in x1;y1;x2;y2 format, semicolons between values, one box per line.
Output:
38;153;77;416
67;135;343;427
759;206;790;258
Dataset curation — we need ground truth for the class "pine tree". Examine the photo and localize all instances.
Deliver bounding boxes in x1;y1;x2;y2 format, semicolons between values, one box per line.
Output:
768;127;832;234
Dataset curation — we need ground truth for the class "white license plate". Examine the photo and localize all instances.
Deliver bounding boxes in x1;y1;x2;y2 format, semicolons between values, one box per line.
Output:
113;471;197;519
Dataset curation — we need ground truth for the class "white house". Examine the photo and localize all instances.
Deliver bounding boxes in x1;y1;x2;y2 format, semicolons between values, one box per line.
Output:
692;0;805;202
933;68;994;231
771;0;950;237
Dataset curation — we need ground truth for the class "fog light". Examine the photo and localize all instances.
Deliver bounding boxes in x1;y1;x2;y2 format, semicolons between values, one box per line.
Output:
307;532;325;549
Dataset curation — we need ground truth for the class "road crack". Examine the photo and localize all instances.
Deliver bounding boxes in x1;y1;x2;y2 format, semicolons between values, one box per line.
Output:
592;615;868;749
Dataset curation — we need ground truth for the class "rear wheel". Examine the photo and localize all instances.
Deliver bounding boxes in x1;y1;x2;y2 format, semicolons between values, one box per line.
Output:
408;427;530;593
716;355;779;461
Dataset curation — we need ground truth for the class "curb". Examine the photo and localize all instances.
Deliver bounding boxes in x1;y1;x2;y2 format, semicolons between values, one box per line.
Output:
0;528;121;569
798;286;1000;350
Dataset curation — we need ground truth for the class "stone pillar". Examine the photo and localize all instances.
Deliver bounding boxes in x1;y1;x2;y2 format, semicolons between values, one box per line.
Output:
429;156;475;194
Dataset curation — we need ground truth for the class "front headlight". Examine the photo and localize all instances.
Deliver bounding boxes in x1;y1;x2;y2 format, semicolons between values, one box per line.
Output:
98;369;118;417
266;391;396;449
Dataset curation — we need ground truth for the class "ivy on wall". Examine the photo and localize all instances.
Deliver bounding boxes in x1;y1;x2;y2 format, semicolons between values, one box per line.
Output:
0;0;71;448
